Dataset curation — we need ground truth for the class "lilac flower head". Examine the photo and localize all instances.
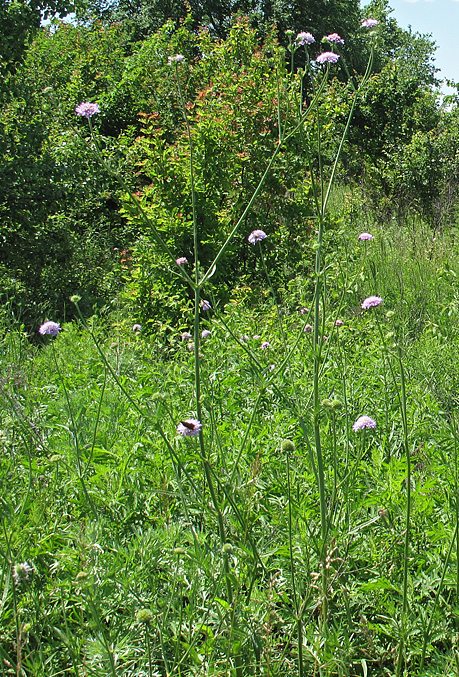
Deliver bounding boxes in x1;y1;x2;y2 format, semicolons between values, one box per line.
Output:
248;229;267;244
200;299;211;311
269;364;275;372
316;52;340;65
176;257;188;265
304;324;313;333
168;54;185;64
296;31;315;46
361;295;383;310
132;324;142;332
39;321;61;336
352;415;377;431
181;332;192;341
335;319;344;327
261;341;270;349
358;232;374;241
299;307;310;315
325;33;344;45
361;18;378;28
75;102;100;118
253;334;261;340
201;329;211;338
177;418;202;437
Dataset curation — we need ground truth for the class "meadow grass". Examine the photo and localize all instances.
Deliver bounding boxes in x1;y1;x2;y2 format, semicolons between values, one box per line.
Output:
3;30;459;677
2;216;459;675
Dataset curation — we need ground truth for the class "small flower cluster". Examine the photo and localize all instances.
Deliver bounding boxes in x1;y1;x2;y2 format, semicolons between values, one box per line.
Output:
361;18;378;28
177;419;202;437
325;33;344;45
75;102;100;118
361;296;382;310
316;52;340;65
39;321;61;336
296;31;315;46
352;415;377;431
168;54;185;64
248;229;267;244
358;232;374;241
13;561;34;586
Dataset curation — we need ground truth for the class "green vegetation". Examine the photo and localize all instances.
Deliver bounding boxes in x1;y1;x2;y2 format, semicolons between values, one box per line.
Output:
3;1;459;674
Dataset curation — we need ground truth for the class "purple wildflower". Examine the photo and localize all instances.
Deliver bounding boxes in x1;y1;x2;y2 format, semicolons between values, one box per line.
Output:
75;102;100;118
358;232;374;241
361;18;378;28
361;296;383;310
269;364;275;372
248;229;267;244
176;257;188;265
316;52;340;65
296;31;315;46
304;324;313;333
253;334;261;340
181;332;192;341
325;33;344;45
39;321;61;336
200;300;211;311
352;415;377;431
335;319;344;327
132;324;142;332
299;307;310;315
177;418;202;437
261;341;270;349
201;329;211;338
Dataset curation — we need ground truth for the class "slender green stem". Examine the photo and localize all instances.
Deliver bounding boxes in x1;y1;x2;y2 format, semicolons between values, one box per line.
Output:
286;449;303;677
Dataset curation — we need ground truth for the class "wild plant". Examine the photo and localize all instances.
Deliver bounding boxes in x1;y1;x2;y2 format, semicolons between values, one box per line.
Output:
68;21;381;676
4;16;458;677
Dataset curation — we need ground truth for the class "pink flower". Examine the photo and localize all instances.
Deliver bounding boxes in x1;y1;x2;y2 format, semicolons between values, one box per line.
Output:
335;319;344;327
296;31;315;45
181;332;192;341
299;307;310;315
361;296;382;310
261;341;270;349
200;300;211;311
75;102;100;118
358;232;374;241
304;324;313;333
132;324;142;332
177;419;202;437
361;18;378;28
176;257;188;265
201;329;211;338
352;415;376;431
316;52;340;65
325;33;344;45
248;230;267;244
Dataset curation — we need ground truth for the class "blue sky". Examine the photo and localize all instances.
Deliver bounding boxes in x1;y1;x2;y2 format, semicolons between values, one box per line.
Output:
362;0;459;91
